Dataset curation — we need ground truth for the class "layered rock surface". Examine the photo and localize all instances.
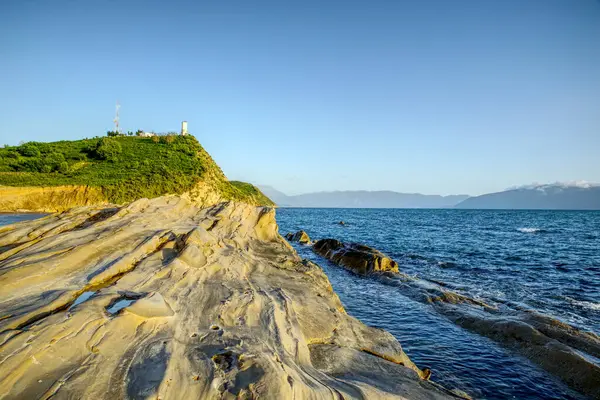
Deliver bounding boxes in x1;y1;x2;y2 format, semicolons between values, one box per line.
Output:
0;196;456;399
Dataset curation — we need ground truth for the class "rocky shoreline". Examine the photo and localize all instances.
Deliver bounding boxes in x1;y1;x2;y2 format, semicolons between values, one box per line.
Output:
290;232;600;399
0;197;463;399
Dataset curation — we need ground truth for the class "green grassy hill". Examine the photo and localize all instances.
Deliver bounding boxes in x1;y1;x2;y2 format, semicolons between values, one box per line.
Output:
0;135;273;206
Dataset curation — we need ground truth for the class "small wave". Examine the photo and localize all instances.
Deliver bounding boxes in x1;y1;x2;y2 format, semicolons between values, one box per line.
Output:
565;296;600;311
517;227;544;234
553;262;567;267
437;261;457;268
553;262;570;272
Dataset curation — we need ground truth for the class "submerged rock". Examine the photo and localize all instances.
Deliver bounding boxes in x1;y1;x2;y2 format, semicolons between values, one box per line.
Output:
0;196;456;399
313;238;399;275
284;230;311;244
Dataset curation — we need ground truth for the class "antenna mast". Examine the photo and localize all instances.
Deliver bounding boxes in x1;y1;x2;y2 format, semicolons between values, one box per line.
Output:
113;101;121;134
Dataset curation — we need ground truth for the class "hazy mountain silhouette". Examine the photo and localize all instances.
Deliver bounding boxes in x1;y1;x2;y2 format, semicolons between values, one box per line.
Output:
455;183;600;210
258;186;469;208
258;186;290;205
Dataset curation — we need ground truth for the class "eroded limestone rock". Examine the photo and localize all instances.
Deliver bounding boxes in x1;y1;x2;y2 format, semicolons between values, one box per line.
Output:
0;196;457;400
284;230;311;244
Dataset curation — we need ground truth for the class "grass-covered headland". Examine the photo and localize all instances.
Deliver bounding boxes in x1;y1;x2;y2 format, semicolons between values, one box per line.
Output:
0;135;273;206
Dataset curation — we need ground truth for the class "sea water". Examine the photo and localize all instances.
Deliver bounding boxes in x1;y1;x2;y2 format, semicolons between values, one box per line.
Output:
0;213;46;226
277;208;600;399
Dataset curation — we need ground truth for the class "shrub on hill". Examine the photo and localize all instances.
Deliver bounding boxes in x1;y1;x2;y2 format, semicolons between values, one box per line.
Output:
9;151;70;173
230;181;274;206
3;150;19;159
90;138;122;161
18;143;41;157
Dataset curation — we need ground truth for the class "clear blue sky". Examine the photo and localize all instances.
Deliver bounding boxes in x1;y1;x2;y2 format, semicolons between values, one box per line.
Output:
1;0;599;195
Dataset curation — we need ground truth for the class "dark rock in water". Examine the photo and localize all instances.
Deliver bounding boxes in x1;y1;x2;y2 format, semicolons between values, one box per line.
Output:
313;239;399;275
284;230;311;244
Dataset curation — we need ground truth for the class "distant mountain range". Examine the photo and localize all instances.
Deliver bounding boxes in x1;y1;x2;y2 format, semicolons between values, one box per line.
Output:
455;182;600;210
259;182;600;210
258;186;469;208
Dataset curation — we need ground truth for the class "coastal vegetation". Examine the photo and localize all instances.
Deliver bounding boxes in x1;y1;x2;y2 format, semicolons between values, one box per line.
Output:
0;135;273;206
229;180;273;206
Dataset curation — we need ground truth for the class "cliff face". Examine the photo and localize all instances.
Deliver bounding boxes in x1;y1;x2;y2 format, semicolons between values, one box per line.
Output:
0;177;271;213
0;197;454;399
0;185;107;213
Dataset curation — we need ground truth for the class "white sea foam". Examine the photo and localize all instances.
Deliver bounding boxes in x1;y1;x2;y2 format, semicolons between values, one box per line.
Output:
517;227;541;233
565;296;600;311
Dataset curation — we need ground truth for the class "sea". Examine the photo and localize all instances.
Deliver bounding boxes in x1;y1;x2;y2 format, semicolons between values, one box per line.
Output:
276;208;600;400
0;214;47;226
1;210;598;399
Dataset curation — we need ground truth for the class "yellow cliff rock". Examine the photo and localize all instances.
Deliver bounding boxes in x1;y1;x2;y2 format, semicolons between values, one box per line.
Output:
0;185;107;213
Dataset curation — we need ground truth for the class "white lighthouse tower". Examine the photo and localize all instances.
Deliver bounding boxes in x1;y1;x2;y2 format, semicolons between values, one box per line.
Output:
113;101;121;134
181;121;188;136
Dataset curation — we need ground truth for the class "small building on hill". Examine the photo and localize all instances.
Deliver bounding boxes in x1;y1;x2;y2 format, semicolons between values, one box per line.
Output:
181;121;188;136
